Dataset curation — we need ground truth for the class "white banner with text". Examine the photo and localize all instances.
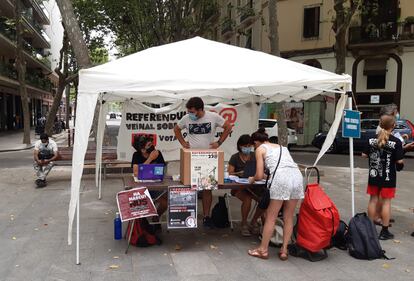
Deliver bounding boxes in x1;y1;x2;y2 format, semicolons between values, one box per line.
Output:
117;101;259;162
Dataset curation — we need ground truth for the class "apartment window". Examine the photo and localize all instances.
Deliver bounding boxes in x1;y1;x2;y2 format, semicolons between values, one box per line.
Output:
303;6;320;39
367;75;386;89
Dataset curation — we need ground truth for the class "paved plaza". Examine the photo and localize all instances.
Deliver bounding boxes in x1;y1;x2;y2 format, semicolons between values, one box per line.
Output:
1;162;414;281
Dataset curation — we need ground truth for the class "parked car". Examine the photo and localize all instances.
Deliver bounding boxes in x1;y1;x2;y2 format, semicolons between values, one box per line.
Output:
312;119;414;153
258;119;298;149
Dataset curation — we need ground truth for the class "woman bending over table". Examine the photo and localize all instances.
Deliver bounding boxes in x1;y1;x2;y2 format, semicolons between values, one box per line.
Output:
247;128;304;261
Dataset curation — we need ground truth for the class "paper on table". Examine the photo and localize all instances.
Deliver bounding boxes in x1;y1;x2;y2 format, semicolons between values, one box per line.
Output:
232;178;266;184
133;176;162;183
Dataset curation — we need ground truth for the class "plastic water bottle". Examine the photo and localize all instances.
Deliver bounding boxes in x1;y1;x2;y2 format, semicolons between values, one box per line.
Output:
224;164;231;183
114;212;122;240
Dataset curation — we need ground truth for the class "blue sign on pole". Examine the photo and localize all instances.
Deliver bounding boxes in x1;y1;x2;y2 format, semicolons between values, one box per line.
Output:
342;110;361;139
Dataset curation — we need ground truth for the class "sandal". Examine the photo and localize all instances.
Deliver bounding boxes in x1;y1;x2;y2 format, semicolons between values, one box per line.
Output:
278;251;288;261
248;248;269;260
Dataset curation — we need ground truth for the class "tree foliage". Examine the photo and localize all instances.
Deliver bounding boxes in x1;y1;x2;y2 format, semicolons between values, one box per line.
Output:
73;0;220;56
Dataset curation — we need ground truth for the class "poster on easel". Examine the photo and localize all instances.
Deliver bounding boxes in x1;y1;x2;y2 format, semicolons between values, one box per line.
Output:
167;186;197;229
190;151;219;190
116;187;157;222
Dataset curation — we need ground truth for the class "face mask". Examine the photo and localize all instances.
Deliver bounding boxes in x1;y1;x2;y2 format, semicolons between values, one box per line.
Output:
396;113;400;120
146;145;155;153
241;147;252;155
188;112;198;121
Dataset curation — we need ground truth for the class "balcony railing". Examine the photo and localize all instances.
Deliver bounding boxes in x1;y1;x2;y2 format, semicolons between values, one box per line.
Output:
0;62;52;92
0;18;17;41
221;18;234;35
26;71;52;92
0;62;17;80
239;3;255;23
22;41;51;69
349;22;414;45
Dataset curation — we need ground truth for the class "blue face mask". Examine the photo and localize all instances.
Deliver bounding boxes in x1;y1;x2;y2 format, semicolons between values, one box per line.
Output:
241;147;252;155
188;112;198;121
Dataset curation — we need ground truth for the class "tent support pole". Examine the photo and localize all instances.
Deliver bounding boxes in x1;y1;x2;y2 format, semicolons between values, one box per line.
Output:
76;191;80;265
346;88;355;217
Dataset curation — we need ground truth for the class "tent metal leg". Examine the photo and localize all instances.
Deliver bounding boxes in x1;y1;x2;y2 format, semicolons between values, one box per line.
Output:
76;193;80;265
98;162;102;200
125;220;135;254
348;94;355;217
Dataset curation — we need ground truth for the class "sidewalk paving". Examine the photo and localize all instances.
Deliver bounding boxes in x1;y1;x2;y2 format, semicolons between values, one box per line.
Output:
1;163;414;281
0;130;69;153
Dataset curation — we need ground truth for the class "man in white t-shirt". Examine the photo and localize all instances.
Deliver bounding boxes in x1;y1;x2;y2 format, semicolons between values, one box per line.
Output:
174;97;233;227
33;133;59;188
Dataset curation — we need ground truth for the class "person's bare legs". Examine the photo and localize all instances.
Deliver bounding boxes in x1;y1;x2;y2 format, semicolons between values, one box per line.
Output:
235;190;252;225
374;197;383;223
157;194;168;216
251;200;283;253
281;199;299;256
203;190;213;217
381;198;391;227
367;195;379;220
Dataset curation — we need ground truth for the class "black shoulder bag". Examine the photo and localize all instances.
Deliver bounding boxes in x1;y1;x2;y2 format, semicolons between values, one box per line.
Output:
258;145;282;210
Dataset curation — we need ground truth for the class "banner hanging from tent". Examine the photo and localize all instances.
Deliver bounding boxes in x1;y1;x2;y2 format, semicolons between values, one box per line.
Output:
117;101;259;161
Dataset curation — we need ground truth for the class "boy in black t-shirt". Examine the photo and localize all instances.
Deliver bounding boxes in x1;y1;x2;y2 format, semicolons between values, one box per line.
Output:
362;115;404;240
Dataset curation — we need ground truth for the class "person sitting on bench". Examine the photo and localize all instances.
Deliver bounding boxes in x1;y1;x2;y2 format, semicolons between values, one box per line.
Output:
33;133;59;188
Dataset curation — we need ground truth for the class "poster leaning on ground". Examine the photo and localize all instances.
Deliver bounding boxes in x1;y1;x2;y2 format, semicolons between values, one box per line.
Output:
168;186;197;229
116;187;157;222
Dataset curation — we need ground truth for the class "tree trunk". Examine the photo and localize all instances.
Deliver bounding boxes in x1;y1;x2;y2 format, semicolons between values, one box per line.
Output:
268;0;280;56
73;77;79;127
45;34;69;135
335;29;347;74
55;0;92;69
15;0;31;145
45;80;66;135
268;0;287;146
333;0;359;74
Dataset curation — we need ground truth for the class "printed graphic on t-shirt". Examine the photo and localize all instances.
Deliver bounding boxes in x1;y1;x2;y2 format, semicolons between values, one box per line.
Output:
366;136;402;188
189;123;212;135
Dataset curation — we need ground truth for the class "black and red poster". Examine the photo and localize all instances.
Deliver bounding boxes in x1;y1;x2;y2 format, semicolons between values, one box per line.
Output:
168;186;197;229
116;187;157;222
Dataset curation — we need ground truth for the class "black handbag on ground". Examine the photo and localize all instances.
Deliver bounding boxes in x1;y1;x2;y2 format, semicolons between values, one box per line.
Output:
258;145;282;209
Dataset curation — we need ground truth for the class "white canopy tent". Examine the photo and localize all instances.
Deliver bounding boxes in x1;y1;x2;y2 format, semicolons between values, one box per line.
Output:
69;37;353;263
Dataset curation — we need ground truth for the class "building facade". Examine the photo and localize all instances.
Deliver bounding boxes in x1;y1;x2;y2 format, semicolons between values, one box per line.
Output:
0;0;54;131
210;0;414;145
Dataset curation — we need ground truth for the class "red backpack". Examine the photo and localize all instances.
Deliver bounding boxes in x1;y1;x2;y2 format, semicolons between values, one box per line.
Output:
296;176;340;253
126;218;161;247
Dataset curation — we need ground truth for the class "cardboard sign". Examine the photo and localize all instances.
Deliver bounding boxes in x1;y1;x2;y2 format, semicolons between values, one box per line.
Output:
116;187;157;222
190;151;219;190
168;186;197;229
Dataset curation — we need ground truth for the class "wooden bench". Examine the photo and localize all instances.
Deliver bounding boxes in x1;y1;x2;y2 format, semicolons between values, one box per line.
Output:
54;146;131;177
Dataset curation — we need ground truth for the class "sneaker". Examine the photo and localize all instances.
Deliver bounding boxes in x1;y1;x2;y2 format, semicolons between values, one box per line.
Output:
379;228;394;240
36;179;46;188
203;216;214;228
241;224;251;237
249;223;261;235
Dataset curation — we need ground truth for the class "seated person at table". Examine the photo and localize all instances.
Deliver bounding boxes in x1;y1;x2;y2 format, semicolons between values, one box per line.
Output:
228;134;260;236
131;136;167;221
